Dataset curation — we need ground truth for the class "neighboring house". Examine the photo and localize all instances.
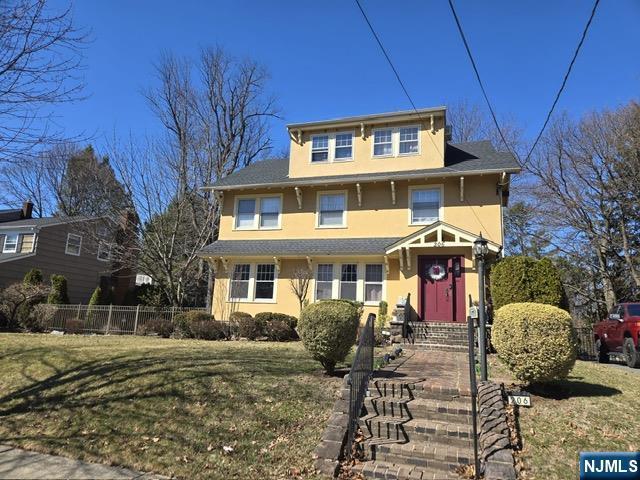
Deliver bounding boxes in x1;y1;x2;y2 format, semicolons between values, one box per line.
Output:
0;202;134;303
200;107;520;322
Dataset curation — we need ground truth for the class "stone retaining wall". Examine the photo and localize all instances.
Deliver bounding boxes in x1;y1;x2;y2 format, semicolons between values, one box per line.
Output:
477;381;516;480
313;376;349;477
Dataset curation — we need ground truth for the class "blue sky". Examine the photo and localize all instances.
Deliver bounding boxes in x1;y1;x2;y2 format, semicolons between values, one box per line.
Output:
51;0;639;154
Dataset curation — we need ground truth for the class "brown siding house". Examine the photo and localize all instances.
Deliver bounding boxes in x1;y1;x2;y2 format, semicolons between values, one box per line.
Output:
0;205;134;303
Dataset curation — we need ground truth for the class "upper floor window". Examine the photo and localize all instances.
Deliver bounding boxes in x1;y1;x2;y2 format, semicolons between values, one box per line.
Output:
410;186;441;225
97;242;111;262
2;233;18;253
373;129;393;156
317;192;346;228
373;125;421;157
310;132;354;163
65;233;82;256
399;127;419;154
311;135;329;162
234;195;282;230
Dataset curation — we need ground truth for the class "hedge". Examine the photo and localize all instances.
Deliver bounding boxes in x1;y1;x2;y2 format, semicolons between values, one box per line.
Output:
490;256;565;310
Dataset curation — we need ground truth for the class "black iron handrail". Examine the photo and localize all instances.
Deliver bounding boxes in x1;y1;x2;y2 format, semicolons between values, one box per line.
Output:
401;293;412;342
345;312;375;459
467;315;480;480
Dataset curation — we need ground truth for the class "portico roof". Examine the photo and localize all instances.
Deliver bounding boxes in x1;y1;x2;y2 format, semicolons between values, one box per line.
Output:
385;221;502;256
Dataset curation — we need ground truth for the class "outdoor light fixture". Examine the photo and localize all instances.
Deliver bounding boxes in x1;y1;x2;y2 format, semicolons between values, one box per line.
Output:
474;233;489;381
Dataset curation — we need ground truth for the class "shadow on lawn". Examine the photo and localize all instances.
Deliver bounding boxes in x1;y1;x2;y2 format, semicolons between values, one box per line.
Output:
528;378;622;400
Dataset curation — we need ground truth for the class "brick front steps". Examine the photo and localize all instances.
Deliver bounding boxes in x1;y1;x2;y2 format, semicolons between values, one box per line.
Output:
353;350;474;480
404;322;471;352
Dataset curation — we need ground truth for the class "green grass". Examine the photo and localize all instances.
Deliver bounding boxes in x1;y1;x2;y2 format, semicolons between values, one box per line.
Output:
0;334;344;479
490;356;640;480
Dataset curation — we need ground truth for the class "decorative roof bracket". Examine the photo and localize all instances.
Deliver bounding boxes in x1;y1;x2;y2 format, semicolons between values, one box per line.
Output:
214;191;224;210
430;114;435;133
306;256;313;271
297;129;303;145
459;176;465;202
273;257;281;274
383;255;389;276
398;249;405;271
390;181;396;205
360;122;366;139
220;257;229;273
405;248;412;270
356;183;362;207
207;258;218;274
294;187;303;210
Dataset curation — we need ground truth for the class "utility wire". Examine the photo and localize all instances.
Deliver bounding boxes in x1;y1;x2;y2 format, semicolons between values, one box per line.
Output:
447;0;601;169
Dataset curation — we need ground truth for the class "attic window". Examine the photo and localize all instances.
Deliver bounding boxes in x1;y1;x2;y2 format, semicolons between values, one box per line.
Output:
2;233;18;253
311;135;329;162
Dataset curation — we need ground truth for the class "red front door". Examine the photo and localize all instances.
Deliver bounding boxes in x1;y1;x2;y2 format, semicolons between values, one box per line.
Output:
418;256;466;322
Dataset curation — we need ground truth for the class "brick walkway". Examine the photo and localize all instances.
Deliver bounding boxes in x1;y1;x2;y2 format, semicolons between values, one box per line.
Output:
355;349;474;479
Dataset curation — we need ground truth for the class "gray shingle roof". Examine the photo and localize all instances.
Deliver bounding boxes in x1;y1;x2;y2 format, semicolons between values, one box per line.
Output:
207;141;520;190
199;237;402;257
0;215;92;229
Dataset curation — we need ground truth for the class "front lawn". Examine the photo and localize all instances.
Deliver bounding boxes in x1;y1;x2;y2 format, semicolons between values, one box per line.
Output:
490;356;640;479
0;334;344;479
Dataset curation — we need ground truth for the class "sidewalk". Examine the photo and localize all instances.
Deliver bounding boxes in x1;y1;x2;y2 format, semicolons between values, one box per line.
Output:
0;445;168;480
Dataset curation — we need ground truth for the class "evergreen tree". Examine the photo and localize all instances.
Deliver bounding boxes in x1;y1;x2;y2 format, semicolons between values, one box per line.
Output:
48;275;70;304
23;269;43;286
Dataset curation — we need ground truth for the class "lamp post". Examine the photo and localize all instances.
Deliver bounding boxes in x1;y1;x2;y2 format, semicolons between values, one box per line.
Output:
473;233;489;381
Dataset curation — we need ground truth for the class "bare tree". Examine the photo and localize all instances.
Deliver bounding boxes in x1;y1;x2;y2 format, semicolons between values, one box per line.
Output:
289;266;311;314
0;0;87;164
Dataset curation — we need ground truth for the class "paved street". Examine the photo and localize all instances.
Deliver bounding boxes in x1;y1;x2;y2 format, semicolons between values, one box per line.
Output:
0;445;168;480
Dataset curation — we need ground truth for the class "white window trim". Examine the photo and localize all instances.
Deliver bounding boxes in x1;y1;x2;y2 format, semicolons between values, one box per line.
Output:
309;131;355;164
233;193;283;231
316;190;348;229
364;264;385;306
65;233;82;256
408;184;444;226
339;263;358;302
372;124;421;158
2;233;19;253
227;262;278;304
97;241;112;262
312;261;386;306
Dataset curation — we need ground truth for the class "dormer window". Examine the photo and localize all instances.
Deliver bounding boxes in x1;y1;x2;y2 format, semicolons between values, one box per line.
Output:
310;132;354;163
311;135;329;162
373;125;421;157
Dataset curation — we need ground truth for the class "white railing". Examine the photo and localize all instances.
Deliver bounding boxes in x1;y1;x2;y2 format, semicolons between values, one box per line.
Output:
42;304;207;335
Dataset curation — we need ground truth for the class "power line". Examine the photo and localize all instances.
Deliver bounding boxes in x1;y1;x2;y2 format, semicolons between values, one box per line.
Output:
521;0;601;168
447;0;601;169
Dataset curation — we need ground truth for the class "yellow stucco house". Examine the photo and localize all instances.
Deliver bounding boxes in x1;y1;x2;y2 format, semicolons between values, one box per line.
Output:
201;107;520;323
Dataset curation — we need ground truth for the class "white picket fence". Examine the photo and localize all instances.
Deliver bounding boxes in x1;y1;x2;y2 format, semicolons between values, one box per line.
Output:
43;305;207;335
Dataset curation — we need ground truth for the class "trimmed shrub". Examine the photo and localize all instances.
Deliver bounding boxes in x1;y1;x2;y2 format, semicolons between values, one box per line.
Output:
89;286;104;305
490;256;565;310
298;300;360;374
229;311;252;322
23;269;44;286
254;312;298;331
20;304;54;332
190;320;227;340
48;275;70;304
173;311;214;338
140;318;174;338
492;302;577;384
237;316;265;340
65;318;84;334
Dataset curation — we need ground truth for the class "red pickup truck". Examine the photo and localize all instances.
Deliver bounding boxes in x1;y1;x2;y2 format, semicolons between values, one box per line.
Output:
593;303;640;368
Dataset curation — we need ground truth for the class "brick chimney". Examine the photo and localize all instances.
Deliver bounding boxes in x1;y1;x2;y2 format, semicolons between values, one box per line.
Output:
22;200;33;219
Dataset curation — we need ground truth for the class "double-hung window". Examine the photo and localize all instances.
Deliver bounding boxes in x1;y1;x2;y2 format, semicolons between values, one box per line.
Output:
97;242;111;261
399;126;419;154
65;233;82;256
410;187;441;225
315;264;333;300
334;133;353;160
373;129;393;156
311;135;329;162
235;196;281;230
365;264;383;303
230;264;251;300
255;264;276;300
318;192;346;227
2;233;19;253
340;264;357;300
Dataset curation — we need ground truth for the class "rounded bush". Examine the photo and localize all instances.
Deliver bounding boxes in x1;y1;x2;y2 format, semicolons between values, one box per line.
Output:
189;320;226;340
237;316;264;340
173;311;213;338
490;256;565;310
264;319;296;341
298;300;360;374
254;312;298;331
140;318;174;338
492;302;577;384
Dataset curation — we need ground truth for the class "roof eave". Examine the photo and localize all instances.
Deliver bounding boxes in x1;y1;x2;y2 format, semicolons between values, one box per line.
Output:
203;166;521;191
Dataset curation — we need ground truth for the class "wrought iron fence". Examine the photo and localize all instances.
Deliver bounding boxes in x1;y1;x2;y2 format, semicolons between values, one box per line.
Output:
573;326;597;360
345;312;375;460
467;316;480;480
41;304;207;335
